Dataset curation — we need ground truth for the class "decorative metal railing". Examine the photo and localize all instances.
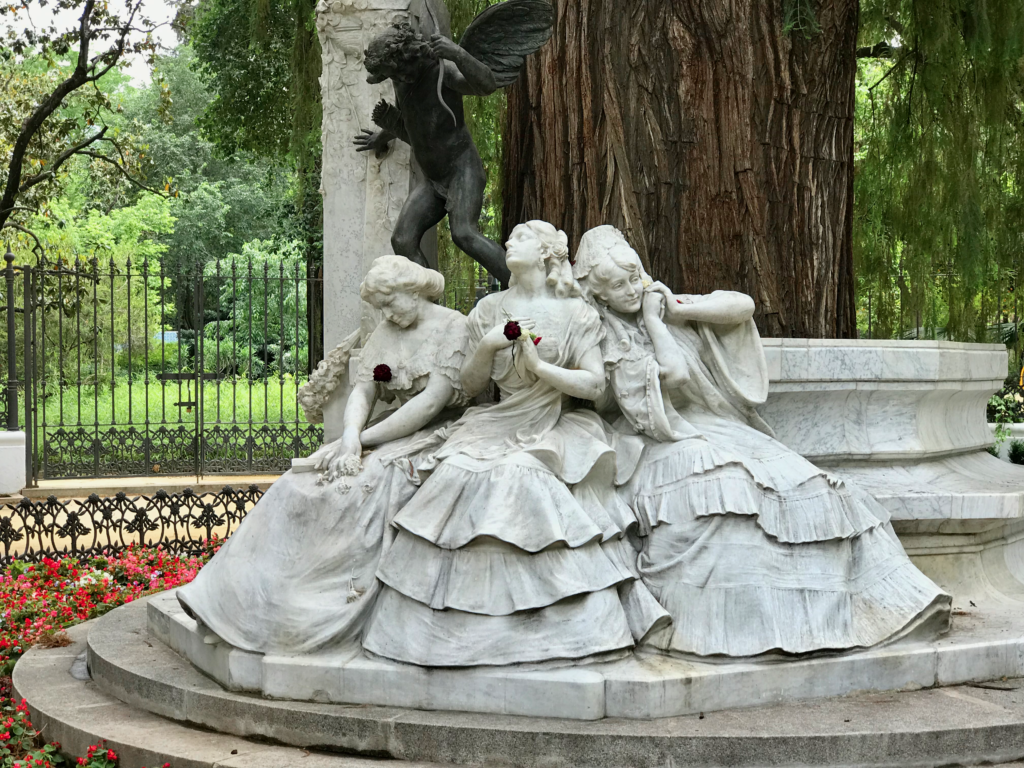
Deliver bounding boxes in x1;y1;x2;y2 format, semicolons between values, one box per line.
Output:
0;486;263;565
2;247;325;481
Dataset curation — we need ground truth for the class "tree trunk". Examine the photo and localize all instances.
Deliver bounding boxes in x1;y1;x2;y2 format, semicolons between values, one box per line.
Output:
502;0;859;338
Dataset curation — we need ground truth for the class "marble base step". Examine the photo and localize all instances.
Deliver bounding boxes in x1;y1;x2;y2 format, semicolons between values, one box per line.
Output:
142;590;1024;721
29;596;1024;768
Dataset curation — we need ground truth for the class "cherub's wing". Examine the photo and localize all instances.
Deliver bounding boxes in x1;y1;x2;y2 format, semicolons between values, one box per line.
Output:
458;0;554;88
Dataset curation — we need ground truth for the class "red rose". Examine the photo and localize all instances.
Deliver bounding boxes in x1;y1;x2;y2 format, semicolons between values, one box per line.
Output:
503;321;522;341
532;337;542;346
373;364;392;382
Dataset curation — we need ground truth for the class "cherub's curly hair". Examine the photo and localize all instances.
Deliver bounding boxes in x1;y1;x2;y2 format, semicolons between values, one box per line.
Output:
364;21;435;74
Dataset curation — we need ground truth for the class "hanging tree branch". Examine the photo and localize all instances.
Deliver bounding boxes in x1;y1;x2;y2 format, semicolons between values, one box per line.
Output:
857;41;897;58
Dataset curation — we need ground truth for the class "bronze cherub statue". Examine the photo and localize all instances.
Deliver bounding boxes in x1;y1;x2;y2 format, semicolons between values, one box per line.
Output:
353;0;554;287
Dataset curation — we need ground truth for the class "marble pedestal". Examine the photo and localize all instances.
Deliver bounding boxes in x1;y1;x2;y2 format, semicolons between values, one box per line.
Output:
146;590;1023;721
0;431;25;495
161;339;1024;722
759;339;1024;605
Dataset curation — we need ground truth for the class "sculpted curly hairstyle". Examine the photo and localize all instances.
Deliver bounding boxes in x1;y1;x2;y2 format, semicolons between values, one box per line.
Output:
364;21;435;75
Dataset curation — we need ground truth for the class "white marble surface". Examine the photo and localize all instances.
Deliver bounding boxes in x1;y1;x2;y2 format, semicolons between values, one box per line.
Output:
149;589;1024;720
0;431;25;495
760;340;1005;461
759;340;1024;604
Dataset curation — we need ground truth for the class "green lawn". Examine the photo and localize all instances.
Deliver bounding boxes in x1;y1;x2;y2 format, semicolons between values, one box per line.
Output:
38;375;309;428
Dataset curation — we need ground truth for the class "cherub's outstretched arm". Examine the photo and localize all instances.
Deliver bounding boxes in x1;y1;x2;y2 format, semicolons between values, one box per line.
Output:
353;99;409;157
429;34;497;96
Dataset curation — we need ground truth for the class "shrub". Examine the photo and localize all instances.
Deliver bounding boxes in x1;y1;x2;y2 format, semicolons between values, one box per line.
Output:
1009;440;1024;465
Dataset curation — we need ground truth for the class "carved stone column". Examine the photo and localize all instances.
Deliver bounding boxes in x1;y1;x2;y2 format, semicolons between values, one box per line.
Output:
317;0;429;351
316;0;438;440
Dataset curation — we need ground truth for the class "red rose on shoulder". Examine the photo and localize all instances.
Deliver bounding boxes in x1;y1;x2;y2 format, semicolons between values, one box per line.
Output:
373;364;392;382
503;321;522;341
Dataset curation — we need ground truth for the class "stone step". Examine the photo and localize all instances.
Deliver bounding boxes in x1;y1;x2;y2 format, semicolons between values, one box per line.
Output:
25;597;1024;768
11;622;443;768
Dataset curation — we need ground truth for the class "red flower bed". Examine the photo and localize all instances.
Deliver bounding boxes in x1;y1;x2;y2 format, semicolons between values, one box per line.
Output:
0;543;217;767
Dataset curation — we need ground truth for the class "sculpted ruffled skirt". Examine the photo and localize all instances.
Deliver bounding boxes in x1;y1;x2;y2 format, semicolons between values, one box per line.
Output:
176;427;446;655
363;410;669;667
631;409;952;658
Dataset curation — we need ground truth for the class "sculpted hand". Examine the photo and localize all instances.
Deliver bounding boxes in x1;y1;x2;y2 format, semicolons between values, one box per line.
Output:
371;98;391;125
642;288;665;323
353;129;391;159
481;322;517;352
429;34;462;61
517;334;542;374
311;432;362;476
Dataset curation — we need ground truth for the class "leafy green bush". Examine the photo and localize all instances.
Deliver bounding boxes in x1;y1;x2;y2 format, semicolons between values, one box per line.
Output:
115;341;180;375
1009;440;1024;466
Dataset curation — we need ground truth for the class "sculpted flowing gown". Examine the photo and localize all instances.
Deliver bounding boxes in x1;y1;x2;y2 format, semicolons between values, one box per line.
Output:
363;292;667;667
176;310;469;655
600;305;952;657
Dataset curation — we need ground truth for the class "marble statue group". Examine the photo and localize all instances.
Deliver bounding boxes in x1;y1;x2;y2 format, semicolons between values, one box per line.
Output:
177;222;952;667
176;0;951;672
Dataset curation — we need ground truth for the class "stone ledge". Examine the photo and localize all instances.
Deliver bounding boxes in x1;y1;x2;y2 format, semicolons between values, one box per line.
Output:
11;622;439;768
102;592;1024;724
32;596;1024;767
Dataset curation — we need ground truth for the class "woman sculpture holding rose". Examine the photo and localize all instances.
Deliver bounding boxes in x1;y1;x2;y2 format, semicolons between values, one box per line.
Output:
363;221;667;667
177;256;469;655
572;225;952;658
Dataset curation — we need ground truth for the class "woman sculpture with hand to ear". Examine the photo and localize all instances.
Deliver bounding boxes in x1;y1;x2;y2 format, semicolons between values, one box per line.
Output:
574;225;951;659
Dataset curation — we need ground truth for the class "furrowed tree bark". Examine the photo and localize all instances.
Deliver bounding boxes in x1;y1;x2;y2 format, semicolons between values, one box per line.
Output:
503;0;859;338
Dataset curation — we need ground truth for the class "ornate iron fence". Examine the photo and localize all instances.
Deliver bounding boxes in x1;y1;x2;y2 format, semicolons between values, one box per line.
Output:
2;248;325;481
0;485;263;565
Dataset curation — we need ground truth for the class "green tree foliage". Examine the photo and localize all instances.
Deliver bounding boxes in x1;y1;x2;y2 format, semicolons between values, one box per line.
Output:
0;51;150;248
436;0;506;313
854;0;1024;367
0;0;162;246
184;0;297;158
201;239;309;377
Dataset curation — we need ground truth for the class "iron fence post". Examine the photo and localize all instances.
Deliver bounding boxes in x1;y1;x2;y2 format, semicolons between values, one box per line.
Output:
5;247;18;431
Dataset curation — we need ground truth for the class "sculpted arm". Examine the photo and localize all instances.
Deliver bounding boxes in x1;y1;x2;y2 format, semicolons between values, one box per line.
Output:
643;292;691;389
658;288;755;326
462;323;513;397
429;35;498;96
311;380;375;471
518;342;606;401
360;375;454;447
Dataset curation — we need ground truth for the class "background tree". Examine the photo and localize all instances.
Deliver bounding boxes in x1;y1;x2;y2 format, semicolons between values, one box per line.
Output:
0;0;162;246
502;0;859;338
853;0;1024;355
178;0;324;362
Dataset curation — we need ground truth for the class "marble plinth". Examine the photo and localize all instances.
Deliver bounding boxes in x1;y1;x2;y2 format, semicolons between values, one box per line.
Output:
0;431;25;495
146;590;1024;721
19;599;1024;768
760;339;1024;600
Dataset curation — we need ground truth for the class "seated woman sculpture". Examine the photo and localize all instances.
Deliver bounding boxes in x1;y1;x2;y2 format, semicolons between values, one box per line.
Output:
362;220;667;667
176;256;470;655
572;225;952;658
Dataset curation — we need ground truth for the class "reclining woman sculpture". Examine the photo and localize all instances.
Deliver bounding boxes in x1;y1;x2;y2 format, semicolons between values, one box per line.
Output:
176;256;470;654
362;220;667;667
572;225;952;658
